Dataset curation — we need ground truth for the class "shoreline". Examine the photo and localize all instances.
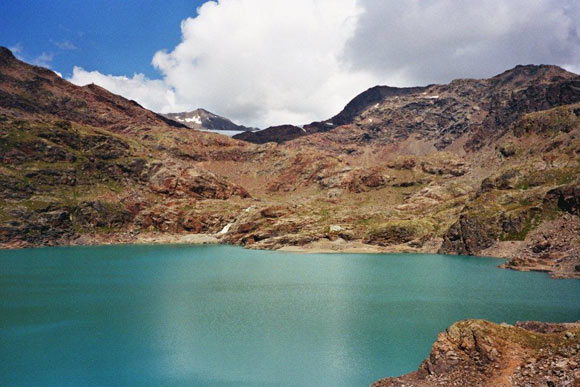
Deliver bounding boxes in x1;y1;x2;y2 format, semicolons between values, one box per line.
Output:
4;231;578;279
0;232;474;255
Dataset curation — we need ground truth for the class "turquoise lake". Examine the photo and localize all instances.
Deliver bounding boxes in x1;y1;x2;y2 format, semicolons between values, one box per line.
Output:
1;244;579;386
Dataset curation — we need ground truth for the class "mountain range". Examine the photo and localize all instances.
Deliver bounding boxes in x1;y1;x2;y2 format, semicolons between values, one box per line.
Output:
1;46;579;281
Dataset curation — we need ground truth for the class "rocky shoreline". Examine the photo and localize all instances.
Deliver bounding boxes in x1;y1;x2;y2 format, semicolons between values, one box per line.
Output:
2;230;579;279
372;319;580;386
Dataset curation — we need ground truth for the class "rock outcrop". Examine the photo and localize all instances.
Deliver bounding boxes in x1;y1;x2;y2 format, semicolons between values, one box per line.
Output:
545;184;580;216
373;319;580;386
501;214;580;279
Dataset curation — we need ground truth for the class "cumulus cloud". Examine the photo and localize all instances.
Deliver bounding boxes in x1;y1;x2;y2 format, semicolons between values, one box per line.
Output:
346;0;580;86
150;0;373;126
70;0;375;127
69;67;187;113
68;0;580;127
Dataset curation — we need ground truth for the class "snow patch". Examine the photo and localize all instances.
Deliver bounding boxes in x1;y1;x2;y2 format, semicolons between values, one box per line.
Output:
184;115;202;124
218;223;232;234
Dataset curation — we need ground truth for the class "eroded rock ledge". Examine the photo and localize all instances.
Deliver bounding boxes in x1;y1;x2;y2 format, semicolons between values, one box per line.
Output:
372;319;580;387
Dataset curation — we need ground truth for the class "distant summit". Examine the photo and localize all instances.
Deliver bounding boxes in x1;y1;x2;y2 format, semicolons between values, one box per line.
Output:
164;108;255;133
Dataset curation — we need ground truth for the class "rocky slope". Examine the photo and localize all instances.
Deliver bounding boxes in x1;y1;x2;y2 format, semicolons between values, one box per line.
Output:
1;46;579;278
372;319;580;386
0;47;254;247
233;124;307;143
238;64;580;148
164;108;254;133
0;49;184;132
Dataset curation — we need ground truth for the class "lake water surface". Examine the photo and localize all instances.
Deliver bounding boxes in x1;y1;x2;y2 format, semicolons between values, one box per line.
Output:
1;245;579;386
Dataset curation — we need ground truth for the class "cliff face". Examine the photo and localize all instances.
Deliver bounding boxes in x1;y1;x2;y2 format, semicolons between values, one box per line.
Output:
1;46;580;278
372;319;580;386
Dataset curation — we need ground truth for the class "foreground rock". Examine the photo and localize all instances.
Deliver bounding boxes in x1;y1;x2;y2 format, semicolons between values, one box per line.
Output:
372;319;580;387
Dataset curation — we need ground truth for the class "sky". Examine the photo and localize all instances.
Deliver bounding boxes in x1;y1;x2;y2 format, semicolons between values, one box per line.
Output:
1;0;580;127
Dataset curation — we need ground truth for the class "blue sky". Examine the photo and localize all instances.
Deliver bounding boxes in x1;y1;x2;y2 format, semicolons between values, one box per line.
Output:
1;0;578;126
0;0;204;78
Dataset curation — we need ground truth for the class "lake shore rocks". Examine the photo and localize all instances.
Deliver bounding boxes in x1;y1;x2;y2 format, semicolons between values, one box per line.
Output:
372;319;580;387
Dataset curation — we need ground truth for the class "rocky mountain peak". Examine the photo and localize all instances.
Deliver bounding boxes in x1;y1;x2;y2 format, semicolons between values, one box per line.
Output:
0;46;16;65
329;85;426;126
164;108;253;133
489;64;578;88
0;50;188;130
237;64;580;150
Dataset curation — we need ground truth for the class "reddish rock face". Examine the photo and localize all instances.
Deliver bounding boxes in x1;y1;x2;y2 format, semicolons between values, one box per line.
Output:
149;166;249;199
260;206;287;218
373;320;580;387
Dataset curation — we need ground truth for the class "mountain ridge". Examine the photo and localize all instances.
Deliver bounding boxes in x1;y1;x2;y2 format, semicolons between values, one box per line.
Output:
236;63;580;148
1;46;579;280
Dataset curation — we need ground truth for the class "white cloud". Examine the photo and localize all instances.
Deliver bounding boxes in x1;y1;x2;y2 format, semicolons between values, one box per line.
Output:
151;0;375;126
346;0;580;85
32;52;54;68
69;67;187;113
67;0;580;127
53;40;77;50
69;0;375;127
